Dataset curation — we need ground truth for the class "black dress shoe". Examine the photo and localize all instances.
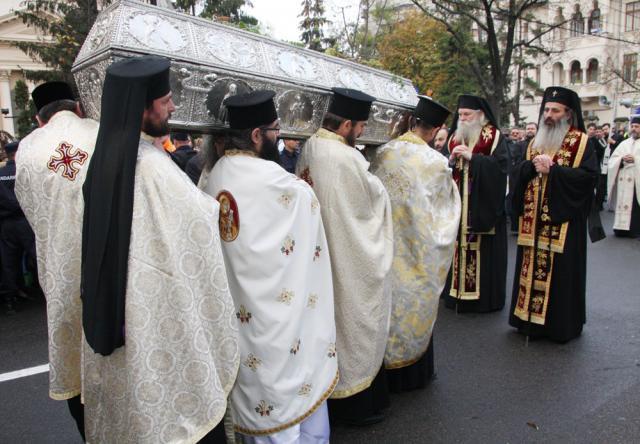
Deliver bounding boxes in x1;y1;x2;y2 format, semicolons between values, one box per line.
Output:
333;411;386;426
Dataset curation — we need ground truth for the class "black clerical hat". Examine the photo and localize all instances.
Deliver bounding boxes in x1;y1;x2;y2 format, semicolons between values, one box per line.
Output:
328;87;375;121
631;116;640;125
457;95;484;111
31;81;75;111
539;86;585;132
82;55;172;356
225;90;278;130
450;94;498;135
3;141;18;154
455;95;497;126
415;95;450;127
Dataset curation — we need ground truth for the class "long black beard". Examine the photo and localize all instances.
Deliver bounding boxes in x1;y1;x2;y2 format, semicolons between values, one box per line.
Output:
142;116;170;137
260;137;280;163
346;128;357;147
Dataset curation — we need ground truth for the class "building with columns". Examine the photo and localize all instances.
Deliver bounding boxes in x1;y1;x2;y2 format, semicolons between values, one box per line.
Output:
518;0;640;128
0;0;51;137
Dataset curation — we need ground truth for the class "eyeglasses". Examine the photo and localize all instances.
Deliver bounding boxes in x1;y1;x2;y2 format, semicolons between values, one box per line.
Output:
260;126;281;133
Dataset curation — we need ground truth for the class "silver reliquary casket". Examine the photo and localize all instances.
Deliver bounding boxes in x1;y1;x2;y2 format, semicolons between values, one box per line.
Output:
72;0;418;144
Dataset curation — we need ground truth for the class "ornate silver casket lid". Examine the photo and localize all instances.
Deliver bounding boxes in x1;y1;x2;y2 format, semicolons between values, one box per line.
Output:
72;0;418;144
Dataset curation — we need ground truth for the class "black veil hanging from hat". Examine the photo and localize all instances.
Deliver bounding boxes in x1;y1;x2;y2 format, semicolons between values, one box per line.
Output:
81;55;171;356
449;94;499;137
538;86;586;133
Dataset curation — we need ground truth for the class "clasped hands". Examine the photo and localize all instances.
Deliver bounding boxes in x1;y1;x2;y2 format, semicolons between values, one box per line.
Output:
449;145;473;162
622;154;635;164
532;154;553;175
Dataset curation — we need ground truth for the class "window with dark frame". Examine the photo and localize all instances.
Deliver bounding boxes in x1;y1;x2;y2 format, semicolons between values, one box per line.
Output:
586;59;599;83
570;11;585;36
623;53;638;82
626;1;640;32
570;61;582;84
588;8;601;33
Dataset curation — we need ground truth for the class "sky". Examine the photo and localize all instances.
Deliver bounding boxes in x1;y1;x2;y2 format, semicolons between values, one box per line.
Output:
243;0;359;43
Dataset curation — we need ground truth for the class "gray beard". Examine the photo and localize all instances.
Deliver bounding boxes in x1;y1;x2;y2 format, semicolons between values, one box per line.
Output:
454;118;484;146
532;118;570;154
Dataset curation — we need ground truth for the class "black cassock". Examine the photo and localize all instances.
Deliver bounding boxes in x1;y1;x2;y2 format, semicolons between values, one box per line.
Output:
444;138;509;312
509;143;598;342
387;337;434;392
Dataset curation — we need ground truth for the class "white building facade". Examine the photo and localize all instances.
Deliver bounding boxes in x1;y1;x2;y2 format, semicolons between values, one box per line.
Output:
0;0;54;137
518;0;640;128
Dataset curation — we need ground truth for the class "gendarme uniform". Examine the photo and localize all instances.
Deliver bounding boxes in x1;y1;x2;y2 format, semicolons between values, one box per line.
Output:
81;56;239;443
200;90;338;441
370;96;460;391
296;88;393;424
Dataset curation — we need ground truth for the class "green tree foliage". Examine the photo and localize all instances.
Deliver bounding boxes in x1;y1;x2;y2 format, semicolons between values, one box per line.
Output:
13;0;105;86
13;80;37;138
410;0;560;125
299;0;329;52
329;0;395;63
174;0;258;31
377;13;484;113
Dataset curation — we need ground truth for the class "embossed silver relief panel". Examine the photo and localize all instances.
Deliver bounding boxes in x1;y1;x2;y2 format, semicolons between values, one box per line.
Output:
76;10;115;61
336;68;370;92
196;28;263;70
120;9;190;55
272;49;321;83
75;58;112;121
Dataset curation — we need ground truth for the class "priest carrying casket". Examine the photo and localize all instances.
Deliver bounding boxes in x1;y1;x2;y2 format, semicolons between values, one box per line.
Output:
296;88;394;425
200;90;338;442
370;95;460;392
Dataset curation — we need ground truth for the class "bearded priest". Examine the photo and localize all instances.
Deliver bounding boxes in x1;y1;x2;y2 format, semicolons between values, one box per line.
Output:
297;88;394;425
608;116;640;238
200;90;338;442
80;56;239;442
370;96;460;392
444;95;508;313
509;86;598;343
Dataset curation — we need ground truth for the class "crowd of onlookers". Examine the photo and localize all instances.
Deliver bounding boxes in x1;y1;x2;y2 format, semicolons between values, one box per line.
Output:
503;120;630;232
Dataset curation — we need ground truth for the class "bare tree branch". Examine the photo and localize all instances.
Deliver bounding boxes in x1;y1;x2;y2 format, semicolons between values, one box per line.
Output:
609;69;640;92
411;1;494;96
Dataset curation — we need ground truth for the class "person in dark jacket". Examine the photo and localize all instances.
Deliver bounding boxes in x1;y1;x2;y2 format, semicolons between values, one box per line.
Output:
0;141;35;313
279;138;300;173
170;132;197;171
185;133;226;185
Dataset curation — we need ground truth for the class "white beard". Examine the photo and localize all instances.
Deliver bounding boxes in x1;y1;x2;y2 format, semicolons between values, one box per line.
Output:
454;116;485;146
532;117;570;154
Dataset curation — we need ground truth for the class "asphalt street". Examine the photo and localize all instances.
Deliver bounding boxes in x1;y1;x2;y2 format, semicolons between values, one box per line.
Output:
1;211;638;443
